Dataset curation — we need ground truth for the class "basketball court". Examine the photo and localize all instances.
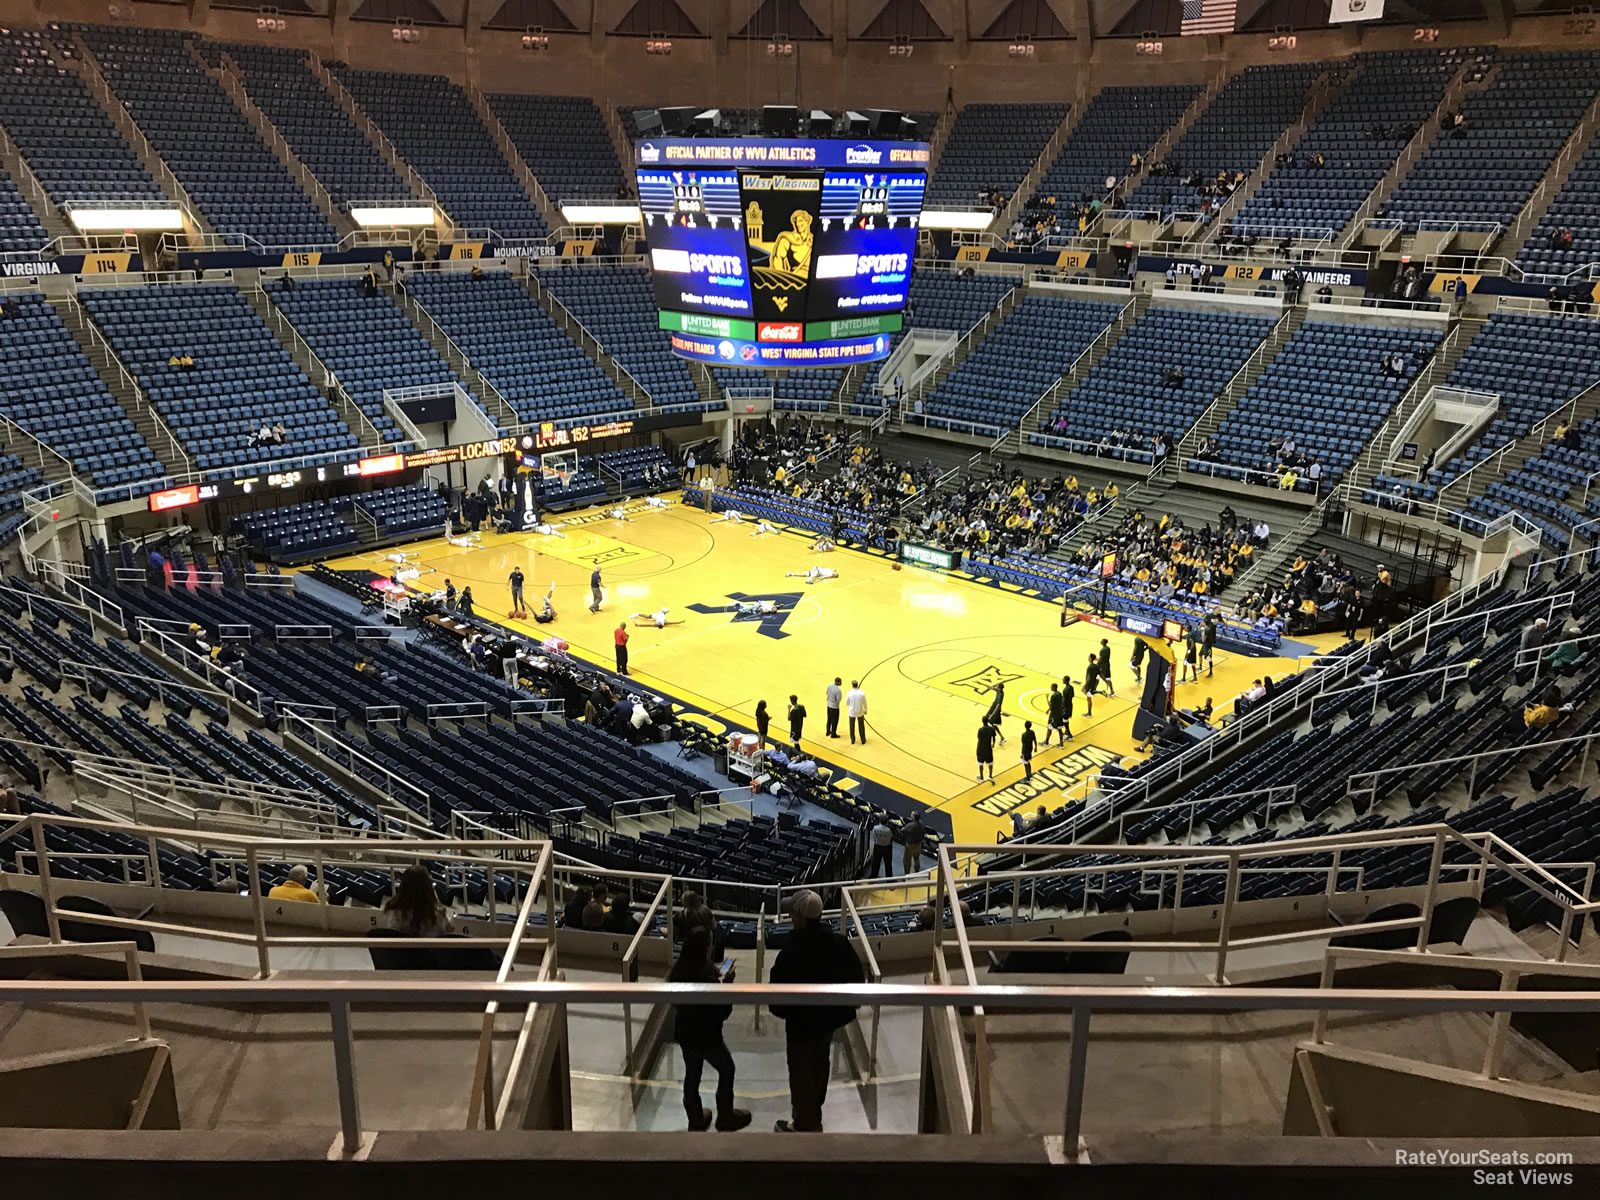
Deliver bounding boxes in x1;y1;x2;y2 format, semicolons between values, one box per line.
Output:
322;494;1338;843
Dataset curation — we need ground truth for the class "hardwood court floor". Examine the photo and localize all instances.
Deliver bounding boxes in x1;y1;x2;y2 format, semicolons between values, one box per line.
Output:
325;495;1335;843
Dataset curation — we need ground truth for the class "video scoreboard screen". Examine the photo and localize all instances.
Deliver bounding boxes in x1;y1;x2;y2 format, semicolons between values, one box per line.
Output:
635;138;928;367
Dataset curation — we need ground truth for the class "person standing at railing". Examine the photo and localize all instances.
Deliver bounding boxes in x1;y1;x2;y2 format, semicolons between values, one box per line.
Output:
669;925;752;1132
769;890;863;1133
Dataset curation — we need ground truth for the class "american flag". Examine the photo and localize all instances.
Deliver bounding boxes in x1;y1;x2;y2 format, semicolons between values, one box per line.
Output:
1181;0;1238;35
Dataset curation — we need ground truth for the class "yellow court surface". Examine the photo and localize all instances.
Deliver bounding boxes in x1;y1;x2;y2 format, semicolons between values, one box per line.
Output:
326;495;1333;843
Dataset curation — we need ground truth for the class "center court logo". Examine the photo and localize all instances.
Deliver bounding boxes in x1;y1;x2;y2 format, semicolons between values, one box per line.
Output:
686;592;802;640
845;144;883;166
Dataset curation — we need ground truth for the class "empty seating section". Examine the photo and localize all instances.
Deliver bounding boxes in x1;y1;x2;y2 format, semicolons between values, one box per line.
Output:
1030;86;1198;208
711;366;845;415
540;266;702;409
1459;429;1596;552
924;295;1121;435
210;42;411;210
234;499;358;558
487;93;625;203
1385;52;1600;233
927;103;1067;208
909;270;1014;333
1241;50;1460;235
1125;63;1322;220
0;29;162;211
407;272;627;424
82;284;358;475
0;452;42;513
597;446;675;493
264;276;451;447
0;293;164;491
333;68;547;240
539;458;606;509
355;485;445;535
1519;130;1600;274
351;719;709;829
1205;320;1443;488
1036;305;1275;458
0;163;45;255
80;28;336;246
608;817;858;890
1431;313;1600;487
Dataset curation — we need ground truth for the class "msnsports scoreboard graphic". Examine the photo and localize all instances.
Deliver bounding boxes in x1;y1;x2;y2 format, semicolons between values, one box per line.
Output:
635;137;928;367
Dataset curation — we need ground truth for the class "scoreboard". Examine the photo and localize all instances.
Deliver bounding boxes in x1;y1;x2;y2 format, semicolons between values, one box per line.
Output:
635;137;929;366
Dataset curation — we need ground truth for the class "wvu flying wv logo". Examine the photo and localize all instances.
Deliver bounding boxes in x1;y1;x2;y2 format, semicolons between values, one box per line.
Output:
686;592;802;640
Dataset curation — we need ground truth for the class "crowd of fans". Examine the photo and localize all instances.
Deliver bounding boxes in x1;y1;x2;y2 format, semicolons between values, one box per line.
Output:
914;466;1122;556
1072;502;1266;607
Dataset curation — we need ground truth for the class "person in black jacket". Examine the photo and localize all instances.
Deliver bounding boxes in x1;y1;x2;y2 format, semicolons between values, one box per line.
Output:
768;890;865;1132
669;925;752;1131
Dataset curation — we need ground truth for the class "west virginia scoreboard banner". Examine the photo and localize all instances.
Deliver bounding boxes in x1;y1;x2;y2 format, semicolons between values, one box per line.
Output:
635;137;929;366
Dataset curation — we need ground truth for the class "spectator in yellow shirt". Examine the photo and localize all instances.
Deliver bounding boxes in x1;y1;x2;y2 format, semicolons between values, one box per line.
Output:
268;864;322;904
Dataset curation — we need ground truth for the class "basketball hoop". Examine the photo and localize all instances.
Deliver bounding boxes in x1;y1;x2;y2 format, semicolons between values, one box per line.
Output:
540;448;579;492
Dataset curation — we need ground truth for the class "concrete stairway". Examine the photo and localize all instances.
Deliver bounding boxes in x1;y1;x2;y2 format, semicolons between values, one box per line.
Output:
1435;369;1600;515
49;297;193;476
63;33;214;237
692;363;722;409
602;105;636;190
208;49;355;238
905;284;1027;414
518;271;655;409
1337;58;1496;247
386;285;521;432
1195;68;1341;246
925;107;956;169
241;286;386;447
1176;305;1305;461
1232;498;1335;594
306;53;448;223
994;102;1089;234
1006;292;1150;455
0;125;72;244
1115;63;1233;207
1498;88;1600;265
1346;316;1482;491
465;85;564;235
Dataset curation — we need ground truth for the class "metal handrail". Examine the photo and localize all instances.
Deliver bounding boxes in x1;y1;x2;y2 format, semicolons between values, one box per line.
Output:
906;284;1019;410
61;295;193;475
254;282;384;448
309;52;445;220
1435;375;1600;507
1016;293;1138;450
1347;323;1467;490
1176;304;1295;462
1338;57;1485;249
215;52;336;223
68;35;204;232
523;269;654;406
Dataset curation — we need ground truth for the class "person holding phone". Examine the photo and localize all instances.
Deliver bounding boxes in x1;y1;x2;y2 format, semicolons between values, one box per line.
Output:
668;925;751;1132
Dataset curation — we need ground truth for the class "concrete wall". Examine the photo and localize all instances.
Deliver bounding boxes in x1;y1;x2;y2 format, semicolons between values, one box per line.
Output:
0;1040;177;1129
1286;1041;1600;1138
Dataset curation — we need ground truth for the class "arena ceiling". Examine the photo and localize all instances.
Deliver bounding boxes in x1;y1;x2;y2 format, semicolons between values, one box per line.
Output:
193;0;1572;39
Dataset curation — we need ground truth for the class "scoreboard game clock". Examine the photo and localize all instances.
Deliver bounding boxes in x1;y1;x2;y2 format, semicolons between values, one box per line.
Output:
635;137;929;366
